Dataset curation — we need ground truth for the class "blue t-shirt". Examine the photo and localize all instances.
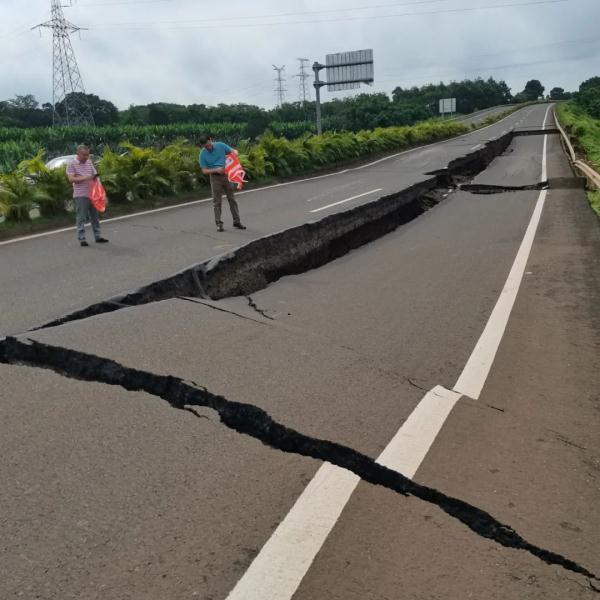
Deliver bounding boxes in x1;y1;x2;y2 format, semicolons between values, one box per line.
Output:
199;141;233;169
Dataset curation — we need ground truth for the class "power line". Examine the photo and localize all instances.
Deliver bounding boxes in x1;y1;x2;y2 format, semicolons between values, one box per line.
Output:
378;51;597;85
76;0;173;5
0;14;50;40
381;36;600;77
89;0;568;31
85;0;447;25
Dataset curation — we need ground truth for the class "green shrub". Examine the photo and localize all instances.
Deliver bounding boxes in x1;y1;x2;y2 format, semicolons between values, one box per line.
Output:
2;118;470;222
0;172;51;222
17;150;71;217
557;102;600;172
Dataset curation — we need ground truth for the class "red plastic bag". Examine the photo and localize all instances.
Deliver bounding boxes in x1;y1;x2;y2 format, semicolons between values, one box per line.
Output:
225;152;247;190
90;178;107;213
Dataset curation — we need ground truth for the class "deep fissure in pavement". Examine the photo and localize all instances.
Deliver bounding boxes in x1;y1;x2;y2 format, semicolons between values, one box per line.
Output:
461;177;585;195
27;131;515;334
462;183;548;194
513;128;560;137
1;336;598;585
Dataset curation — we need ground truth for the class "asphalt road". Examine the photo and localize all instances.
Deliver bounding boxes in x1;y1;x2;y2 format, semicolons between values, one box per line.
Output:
456;103;514;126
1;103;599;599
1;104;545;336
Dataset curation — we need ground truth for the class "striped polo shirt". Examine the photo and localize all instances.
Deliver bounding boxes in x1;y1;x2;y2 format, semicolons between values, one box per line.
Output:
66;158;97;198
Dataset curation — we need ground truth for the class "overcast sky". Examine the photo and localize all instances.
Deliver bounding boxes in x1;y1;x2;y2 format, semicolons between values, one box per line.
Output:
0;0;597;110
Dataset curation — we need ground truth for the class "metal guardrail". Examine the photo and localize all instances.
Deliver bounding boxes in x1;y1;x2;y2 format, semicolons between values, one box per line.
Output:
554;108;600;190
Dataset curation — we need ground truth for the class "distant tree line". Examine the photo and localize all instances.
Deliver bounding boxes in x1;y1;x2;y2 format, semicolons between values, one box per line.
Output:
0;93;119;128
572;76;600;118
1;77;517;133
4;76;595;134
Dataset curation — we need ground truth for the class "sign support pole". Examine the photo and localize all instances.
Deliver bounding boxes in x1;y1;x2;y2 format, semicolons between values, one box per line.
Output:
313;62;325;136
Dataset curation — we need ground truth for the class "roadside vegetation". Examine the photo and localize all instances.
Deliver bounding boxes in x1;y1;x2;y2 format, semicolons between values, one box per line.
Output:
556;76;600;216
0;77;522;173
0;74;550;237
1;119;471;234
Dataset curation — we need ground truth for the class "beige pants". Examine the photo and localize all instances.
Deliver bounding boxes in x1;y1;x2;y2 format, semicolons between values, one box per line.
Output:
210;173;241;226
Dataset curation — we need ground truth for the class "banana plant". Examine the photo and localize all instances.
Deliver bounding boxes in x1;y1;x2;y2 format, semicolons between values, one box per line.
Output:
17;150;71;217
0;172;52;222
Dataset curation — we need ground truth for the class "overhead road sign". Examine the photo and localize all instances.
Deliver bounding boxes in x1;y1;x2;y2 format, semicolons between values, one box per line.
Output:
325;49;374;91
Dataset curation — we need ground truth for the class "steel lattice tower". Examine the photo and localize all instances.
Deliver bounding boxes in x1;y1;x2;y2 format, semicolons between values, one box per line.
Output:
33;1;94;126
272;65;287;107
295;58;311;103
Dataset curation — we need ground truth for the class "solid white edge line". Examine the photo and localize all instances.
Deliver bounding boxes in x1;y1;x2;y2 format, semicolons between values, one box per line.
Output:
309;189;382;213
1;106;531;247
225;463;360;600
541;135;548;183
0;197;212;247
376;386;462;475
225;103;552;600
228;180;547;596
453;189;547;399
454;107;549;399
542;103;552;130
0;224;77;246
225;385;461;600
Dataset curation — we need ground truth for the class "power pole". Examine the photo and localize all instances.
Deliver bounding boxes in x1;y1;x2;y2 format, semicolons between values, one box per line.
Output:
33;0;95;127
295;58;311;103
272;65;287;107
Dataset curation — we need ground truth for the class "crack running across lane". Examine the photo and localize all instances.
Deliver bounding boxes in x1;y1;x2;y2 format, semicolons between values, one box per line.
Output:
0;335;597;585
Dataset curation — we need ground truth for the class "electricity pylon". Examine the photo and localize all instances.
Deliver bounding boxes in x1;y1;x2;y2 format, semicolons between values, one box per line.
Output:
33;1;95;126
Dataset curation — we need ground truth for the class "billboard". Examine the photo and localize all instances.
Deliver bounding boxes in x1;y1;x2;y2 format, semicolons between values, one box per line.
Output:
325;49;374;91
439;98;457;114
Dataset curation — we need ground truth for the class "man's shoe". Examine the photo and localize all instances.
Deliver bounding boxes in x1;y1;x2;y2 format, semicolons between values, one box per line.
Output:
217;224;224;232
95;237;109;243
80;240;89;247
233;222;246;230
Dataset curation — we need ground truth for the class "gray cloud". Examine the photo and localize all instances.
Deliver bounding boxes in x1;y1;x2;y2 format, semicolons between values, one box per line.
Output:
0;0;597;109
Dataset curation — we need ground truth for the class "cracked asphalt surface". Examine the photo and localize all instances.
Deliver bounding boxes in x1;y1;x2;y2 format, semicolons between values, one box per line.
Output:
1;103;599;599
0;105;543;336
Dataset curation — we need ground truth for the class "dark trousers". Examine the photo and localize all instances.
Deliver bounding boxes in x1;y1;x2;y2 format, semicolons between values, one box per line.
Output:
210;173;241;226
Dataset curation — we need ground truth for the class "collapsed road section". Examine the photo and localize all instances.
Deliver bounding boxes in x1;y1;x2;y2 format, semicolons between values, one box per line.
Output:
29;131;516;333
24;127;582;335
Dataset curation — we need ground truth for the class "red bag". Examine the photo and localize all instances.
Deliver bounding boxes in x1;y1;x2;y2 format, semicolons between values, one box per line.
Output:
90;178;107;213
225;152;247;190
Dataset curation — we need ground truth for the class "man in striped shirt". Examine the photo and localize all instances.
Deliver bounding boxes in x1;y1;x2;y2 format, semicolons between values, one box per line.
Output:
66;145;108;247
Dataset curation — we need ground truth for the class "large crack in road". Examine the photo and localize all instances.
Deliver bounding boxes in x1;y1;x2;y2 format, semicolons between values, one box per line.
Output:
18;130;516;336
1;335;598;588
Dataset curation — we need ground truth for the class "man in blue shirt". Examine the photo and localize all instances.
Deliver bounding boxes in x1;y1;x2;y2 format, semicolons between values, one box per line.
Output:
199;134;246;232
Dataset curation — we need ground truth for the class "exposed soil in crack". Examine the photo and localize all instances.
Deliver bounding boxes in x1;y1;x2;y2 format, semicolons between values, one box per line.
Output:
461;183;548;194
512;128;560;137
461;177;585;195
17;130;514;336
0;335;598;586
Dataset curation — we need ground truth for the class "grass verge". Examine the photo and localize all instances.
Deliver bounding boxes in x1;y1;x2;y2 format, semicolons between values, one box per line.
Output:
556;102;600;217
